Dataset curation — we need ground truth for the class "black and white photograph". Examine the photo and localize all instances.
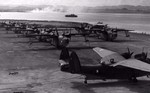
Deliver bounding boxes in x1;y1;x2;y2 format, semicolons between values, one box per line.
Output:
0;0;150;93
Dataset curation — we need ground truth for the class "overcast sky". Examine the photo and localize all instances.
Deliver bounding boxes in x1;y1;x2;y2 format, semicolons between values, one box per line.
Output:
0;0;149;6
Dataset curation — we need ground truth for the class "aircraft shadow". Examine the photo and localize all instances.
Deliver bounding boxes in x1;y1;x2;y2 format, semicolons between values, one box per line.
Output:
24;47;58;51
3;36;19;38
25;46;94;51
88;39;139;43
70;39;139;43
13;41;30;43
68;46;94;50
0;32;15;34
70;40;102;42
71;80;150;93
114;39;139;43
3;35;31;39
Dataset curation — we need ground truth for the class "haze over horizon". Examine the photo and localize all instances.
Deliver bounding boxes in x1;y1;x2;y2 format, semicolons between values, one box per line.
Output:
0;0;150;6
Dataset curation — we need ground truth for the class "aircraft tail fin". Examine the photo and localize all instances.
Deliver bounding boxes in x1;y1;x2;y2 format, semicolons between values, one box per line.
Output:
69;51;82;73
59;47;70;61
59;48;81;74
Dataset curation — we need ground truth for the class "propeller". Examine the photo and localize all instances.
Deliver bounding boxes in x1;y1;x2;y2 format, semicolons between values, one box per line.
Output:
121;47;134;59
140;47;148;59
134;48;148;61
127;47;134;56
141;52;148;59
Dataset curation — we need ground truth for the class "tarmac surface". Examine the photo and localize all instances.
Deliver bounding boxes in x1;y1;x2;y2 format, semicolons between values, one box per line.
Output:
0;28;150;93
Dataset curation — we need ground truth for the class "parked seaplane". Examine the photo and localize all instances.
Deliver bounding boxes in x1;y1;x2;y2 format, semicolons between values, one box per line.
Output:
0;22;70;48
28;30;70;48
1;21;133;42
83;22;133;41
59;47;150;84
0;21;134;49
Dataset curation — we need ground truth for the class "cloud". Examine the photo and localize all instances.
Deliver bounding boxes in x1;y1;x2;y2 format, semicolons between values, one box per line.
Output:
30;7;54;13
0;0;149;6
30;6;83;13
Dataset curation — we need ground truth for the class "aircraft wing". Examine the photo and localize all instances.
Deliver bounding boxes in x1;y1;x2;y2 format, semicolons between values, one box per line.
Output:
93;47;125;64
113;28;134;32
112;59;150;72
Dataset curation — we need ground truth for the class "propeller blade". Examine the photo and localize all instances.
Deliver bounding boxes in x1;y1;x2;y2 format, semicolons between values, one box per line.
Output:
145;52;148;58
127;47;130;53
130;52;134;56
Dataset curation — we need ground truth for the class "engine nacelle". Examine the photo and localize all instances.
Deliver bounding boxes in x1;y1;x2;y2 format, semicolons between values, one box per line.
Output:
59;36;70;47
100;30;117;41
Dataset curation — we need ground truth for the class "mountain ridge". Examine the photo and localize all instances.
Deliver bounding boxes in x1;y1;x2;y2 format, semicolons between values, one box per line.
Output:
0;5;150;13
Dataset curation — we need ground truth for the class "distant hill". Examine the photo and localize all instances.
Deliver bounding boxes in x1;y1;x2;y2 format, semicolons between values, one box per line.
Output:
0;5;150;14
81;5;150;13
0;5;49;12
